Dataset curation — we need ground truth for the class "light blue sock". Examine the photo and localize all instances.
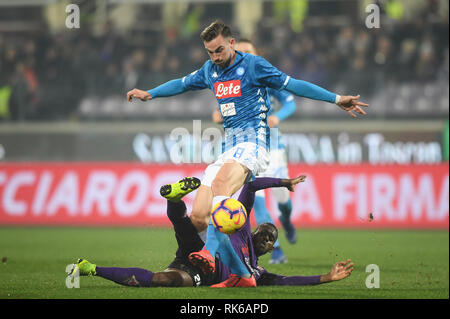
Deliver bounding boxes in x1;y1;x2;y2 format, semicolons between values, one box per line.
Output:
205;221;221;256
216;233;251;277
254;196;280;248
206;220;251;277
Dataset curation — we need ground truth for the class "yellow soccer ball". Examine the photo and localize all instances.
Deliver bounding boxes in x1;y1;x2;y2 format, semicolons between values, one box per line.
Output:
211;198;247;235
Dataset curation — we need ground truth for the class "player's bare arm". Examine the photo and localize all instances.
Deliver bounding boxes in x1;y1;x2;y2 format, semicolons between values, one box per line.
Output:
336;94;369;118
320;259;354;283
127;88;152;102
267;115;279;128
212;110;223;124
281;175;306;192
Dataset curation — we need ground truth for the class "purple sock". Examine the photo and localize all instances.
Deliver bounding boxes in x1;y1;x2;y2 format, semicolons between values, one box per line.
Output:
96;267;154;287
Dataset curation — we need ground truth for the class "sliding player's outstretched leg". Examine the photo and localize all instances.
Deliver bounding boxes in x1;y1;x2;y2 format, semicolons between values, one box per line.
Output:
69;258;154;287
68;259;190;287
160;177;201;203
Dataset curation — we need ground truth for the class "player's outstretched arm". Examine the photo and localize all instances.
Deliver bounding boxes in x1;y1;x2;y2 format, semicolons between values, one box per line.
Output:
257;259;354;286
281;175;306;192
127;88;151;101
335;95;369;118
127;78;189;102
320;259;354;283
284;78;369;118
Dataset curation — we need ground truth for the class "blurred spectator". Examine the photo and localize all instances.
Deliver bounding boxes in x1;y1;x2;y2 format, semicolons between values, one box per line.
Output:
0;1;447;121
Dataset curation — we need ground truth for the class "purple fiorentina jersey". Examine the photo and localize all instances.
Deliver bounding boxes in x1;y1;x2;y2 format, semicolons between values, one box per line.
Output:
214;216;266;282
182;51;290;151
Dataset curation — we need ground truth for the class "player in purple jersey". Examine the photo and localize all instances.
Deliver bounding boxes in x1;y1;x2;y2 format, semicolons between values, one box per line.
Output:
126;20;367;286
69;176;354;287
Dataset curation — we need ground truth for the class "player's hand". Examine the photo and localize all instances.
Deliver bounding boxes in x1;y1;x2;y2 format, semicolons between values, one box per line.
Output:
127;88;152;102
282;175;306;192
328;259;354;281
336;95;369;118
212;110;223;124
267;115;279;128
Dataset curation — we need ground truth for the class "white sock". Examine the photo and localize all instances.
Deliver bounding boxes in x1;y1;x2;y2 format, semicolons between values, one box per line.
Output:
212;195;229;209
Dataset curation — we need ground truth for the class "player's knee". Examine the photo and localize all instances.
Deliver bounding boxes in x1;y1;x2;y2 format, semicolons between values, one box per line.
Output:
273;188;290;204
211;175;230;195
190;213;209;232
153;271;187;287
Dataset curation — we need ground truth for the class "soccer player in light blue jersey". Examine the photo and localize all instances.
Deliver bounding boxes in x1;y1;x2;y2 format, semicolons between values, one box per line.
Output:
234;39;297;264
127;20;368;287
212;39;298;264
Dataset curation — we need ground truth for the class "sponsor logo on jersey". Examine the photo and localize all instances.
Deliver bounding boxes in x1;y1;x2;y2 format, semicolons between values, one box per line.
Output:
214;80;241;99
220;102;236;116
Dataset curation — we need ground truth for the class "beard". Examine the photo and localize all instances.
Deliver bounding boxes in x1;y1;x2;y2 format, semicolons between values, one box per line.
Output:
215;51;236;68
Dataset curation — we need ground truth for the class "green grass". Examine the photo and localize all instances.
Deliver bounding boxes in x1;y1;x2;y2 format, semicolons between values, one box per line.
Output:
0;227;448;299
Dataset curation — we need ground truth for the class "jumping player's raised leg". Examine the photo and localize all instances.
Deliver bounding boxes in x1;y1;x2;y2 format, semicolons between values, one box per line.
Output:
189;160;252;276
189;142;266;277
210;160;250;198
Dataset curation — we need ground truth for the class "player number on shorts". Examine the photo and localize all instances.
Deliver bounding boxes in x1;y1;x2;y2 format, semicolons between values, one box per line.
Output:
233;147;245;159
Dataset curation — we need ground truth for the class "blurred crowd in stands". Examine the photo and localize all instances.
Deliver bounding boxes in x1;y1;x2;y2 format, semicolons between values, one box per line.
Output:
0;0;448;121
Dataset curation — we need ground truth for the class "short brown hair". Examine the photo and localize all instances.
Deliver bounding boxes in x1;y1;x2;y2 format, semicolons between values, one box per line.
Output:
200;20;232;42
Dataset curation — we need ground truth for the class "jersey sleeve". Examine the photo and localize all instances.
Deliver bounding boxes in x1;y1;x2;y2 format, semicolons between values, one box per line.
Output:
257;271;322;286
181;61;211;91
250;56;290;91
268;88;297;121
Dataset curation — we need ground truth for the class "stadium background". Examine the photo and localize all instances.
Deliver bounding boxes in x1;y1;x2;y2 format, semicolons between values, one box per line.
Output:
0;0;448;299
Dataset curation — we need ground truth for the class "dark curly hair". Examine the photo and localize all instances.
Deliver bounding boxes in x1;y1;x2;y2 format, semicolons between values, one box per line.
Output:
200;20;232;42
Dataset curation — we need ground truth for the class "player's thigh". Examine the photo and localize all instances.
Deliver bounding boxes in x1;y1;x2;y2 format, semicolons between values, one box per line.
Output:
190;185;213;232
211;160;250;196
270;148;290;203
153;269;193;287
271;186;290;204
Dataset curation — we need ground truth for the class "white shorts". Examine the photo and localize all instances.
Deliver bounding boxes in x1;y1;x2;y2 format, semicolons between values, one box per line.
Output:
201;142;270;187
255;147;291;204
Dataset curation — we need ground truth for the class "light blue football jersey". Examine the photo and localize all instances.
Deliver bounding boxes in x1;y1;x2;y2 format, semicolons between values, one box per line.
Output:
182;51;290;152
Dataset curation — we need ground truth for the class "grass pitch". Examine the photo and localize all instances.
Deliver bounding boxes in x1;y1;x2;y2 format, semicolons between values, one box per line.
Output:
0;227;448;299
